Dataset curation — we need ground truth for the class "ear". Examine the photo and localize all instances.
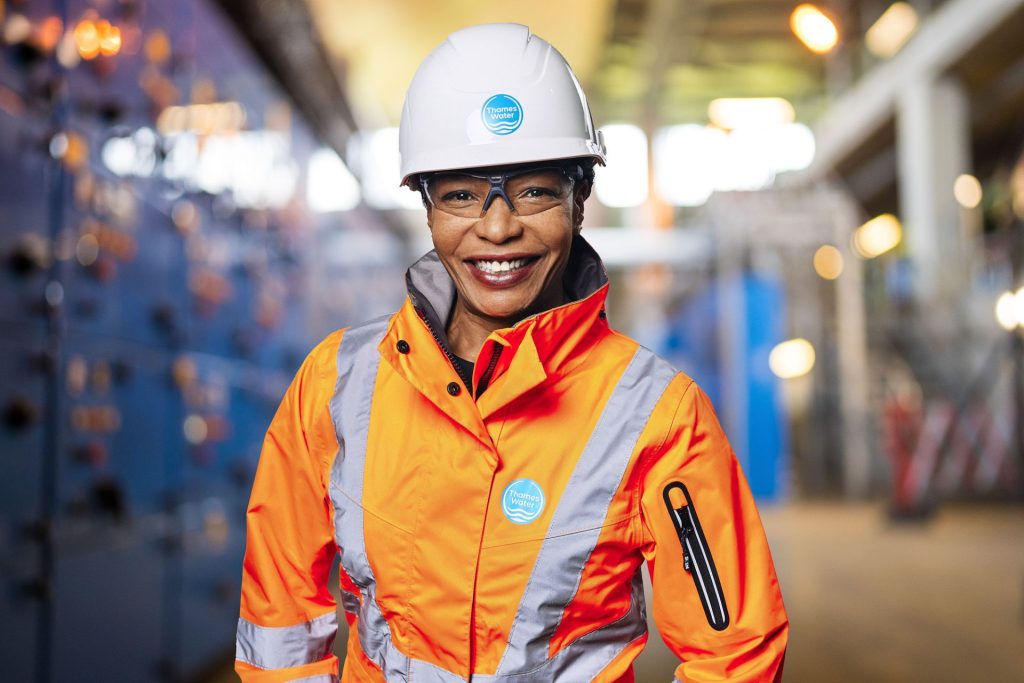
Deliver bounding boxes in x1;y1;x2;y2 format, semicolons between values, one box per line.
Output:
572;185;587;233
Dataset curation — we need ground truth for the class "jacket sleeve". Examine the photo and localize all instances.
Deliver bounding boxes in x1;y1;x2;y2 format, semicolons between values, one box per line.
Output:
235;333;343;682
639;380;788;682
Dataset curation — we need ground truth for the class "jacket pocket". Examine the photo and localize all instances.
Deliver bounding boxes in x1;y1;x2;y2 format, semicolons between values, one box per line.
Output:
662;481;730;630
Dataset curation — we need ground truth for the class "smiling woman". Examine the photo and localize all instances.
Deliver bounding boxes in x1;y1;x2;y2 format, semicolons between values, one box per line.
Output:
236;22;787;683
420;163;587;357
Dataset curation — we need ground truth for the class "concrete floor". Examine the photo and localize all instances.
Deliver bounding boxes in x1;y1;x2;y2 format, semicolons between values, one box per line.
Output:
210;503;1024;682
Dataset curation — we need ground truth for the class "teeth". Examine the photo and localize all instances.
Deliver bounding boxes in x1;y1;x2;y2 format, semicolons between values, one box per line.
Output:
475;258;528;274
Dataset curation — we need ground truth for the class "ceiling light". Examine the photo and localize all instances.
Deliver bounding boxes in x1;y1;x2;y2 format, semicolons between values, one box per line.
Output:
790;4;840;54
708;98;795;130
852;214;902;258
996;291;1018;331
865;2;918;59
769;338;816;379
595;124;649;208
953;174;982;209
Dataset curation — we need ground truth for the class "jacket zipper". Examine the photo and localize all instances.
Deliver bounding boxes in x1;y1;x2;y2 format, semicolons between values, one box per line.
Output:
474;341;502;398
662;481;730;631
414;306;466;375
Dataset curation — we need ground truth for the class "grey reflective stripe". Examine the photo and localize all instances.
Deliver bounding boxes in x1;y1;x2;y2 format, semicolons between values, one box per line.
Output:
291;676;339;683
329;323;674;682
235;612;337;670
329;317;465;683
537;569;648;681
475;569;648;682
340;589;360;615
493;347;676;677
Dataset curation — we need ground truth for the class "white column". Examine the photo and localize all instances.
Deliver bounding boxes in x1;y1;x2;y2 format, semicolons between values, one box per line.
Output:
835;195;875;498
896;75;971;305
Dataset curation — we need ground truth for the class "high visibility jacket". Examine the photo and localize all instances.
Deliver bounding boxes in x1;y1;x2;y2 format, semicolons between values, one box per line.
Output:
235;237;788;682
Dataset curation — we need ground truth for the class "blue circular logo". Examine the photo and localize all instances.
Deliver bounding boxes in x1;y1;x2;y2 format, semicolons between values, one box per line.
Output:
501;479;545;524
481;94;523;135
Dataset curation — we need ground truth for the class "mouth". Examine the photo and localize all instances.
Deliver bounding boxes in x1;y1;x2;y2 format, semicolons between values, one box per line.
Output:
465;255;541;287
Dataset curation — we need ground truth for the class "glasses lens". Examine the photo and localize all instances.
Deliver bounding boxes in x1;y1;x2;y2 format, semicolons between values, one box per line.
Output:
425;174;492;217
505;169;573;216
425;167;573;218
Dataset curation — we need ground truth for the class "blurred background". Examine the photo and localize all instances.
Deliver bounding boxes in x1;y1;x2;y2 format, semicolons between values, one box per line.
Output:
0;0;1022;681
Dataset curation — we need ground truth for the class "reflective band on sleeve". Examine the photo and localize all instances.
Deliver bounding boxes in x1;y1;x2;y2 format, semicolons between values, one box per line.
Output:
291;676;339;683
235;612;337;671
493;347;676;677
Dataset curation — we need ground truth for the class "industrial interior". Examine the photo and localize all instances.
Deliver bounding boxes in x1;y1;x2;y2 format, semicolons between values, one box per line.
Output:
1;0;1022;681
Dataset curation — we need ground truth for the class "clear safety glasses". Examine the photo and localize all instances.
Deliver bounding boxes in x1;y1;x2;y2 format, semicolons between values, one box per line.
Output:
421;165;580;219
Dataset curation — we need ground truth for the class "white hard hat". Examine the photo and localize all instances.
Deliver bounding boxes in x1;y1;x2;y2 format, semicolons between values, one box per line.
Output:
399;23;606;186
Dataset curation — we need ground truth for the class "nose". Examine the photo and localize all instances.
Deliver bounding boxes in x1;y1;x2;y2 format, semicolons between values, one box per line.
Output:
475;195;523;244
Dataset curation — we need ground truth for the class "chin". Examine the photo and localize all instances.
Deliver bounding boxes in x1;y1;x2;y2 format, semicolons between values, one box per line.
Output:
469;294;535;323
477;303;532;324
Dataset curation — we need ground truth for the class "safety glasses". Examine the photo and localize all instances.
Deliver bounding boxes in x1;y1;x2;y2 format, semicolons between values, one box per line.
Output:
421;164;581;219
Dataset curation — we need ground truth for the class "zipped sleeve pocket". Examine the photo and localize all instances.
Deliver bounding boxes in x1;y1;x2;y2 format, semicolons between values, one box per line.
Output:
662;481;730;631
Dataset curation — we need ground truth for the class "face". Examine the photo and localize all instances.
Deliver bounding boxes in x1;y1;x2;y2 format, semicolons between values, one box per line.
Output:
425;164;587;327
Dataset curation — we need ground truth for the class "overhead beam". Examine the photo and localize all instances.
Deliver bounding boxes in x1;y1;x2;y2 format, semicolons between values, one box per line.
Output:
803;0;1024;180
213;0;358;157
584;227;713;267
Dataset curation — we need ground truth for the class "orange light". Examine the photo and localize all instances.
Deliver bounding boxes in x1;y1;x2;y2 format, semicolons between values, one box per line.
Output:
790;4;839;54
36;16;64;52
97;20;121;57
813;244;845;280
144;30;171;65
73;19;100;60
852;214;902;258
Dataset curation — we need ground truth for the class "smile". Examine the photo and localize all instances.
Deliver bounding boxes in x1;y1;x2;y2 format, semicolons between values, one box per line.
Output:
473;258;531;273
465;256;540;287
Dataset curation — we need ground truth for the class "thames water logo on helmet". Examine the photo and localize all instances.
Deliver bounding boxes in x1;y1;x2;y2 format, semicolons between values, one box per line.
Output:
501;478;545;524
481;94;523;135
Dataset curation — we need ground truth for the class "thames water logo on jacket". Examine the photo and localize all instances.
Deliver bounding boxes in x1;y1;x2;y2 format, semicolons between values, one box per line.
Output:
482;94;523;135
501;479;545;524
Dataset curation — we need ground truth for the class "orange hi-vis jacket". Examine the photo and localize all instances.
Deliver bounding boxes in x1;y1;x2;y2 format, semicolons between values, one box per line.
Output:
235;237;788;682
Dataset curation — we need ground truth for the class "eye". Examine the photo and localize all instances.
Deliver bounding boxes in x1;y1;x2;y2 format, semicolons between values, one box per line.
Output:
519;187;558;199
441;190;478;204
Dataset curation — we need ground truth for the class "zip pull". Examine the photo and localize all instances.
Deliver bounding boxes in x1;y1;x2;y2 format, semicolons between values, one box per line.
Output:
679;525;692;573
664;483;693;572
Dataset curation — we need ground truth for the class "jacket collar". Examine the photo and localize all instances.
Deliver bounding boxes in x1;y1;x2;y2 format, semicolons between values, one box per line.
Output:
404;232;609;368
380;234;611;439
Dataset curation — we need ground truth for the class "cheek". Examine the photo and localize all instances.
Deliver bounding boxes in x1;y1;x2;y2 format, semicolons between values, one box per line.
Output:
539;211;575;256
429;222;462;257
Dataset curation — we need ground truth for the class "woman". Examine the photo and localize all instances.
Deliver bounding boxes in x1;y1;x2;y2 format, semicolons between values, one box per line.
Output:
236;23;788;683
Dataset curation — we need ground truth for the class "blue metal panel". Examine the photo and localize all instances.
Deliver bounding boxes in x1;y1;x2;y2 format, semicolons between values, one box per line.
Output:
51;539;166;682
742;275;788;501
0;333;47;683
0;94;52;333
0;0;403;679
49;339;172;682
659;274;789;501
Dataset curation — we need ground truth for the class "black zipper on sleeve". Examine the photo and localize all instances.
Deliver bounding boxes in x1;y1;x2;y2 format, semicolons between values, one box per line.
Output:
662;481;730;631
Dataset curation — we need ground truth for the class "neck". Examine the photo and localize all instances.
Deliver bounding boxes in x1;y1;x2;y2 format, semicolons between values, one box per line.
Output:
446;287;567;360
